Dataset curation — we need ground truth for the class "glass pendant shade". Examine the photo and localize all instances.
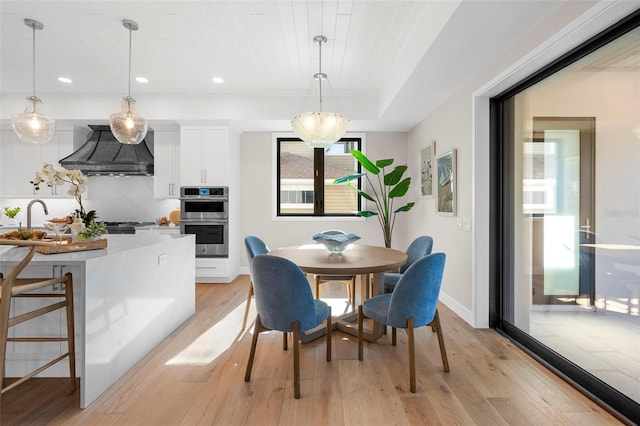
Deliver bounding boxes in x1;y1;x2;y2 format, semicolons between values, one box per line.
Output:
292;35;349;149
109;97;148;145
291;111;350;149
12;96;56;144
110;19;147;145
13;19;55;144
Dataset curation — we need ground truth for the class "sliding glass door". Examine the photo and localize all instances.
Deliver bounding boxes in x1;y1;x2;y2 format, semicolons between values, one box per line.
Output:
492;11;640;422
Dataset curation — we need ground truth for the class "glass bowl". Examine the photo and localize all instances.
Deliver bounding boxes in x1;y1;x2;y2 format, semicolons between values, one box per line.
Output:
312;231;361;254
44;221;70;241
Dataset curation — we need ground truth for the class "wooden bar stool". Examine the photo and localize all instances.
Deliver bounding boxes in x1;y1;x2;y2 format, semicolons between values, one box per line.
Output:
0;240;76;400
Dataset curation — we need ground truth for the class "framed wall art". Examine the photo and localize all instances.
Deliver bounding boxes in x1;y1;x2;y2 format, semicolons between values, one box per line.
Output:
435;149;457;216
420;141;435;197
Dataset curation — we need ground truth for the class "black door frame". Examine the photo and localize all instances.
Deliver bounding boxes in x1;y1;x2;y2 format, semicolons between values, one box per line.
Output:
489;9;640;423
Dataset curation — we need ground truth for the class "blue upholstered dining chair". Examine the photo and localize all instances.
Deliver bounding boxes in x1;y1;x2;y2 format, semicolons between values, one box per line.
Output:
242;236;270;331
383;235;433;293
358;252;449;393
244;254;332;399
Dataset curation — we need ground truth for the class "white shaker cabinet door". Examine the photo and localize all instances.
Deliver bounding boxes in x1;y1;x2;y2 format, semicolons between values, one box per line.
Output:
0;130;73;198
201;127;227;186
179;126;205;185
0;131;23;197
179;126;228;186
153;130;180;199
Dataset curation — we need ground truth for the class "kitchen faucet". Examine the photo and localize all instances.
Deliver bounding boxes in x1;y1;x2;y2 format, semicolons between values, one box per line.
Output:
26;199;48;231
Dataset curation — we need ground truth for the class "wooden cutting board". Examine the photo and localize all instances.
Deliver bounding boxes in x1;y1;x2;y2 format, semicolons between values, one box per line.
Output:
34;237;107;254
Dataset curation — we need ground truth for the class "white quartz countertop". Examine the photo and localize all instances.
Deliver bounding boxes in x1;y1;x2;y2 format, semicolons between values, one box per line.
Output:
0;233;194;263
136;224;180;231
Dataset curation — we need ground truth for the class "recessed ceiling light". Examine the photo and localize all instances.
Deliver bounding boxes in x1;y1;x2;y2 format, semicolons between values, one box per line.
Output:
136;76;148;83
211;76;224;84
58;77;72;83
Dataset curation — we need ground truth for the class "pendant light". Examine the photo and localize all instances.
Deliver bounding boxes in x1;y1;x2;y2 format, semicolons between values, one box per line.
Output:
12;19;56;144
291;35;349;149
109;19;148;145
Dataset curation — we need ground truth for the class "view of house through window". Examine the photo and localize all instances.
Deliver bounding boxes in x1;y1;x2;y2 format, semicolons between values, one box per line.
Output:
499;21;640;412
277;137;361;216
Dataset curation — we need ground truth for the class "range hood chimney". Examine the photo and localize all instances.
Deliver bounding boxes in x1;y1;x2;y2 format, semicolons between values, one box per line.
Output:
60;125;154;176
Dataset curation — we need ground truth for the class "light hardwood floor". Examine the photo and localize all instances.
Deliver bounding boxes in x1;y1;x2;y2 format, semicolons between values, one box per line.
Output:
1;275;624;425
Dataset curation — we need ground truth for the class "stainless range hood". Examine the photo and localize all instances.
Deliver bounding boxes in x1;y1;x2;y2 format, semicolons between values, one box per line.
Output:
60;125;154;176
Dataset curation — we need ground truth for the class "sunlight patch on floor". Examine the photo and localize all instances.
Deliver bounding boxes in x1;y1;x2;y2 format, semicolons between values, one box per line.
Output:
166;300;249;365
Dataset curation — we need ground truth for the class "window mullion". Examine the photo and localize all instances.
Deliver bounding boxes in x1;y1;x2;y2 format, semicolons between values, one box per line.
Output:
314;148;324;215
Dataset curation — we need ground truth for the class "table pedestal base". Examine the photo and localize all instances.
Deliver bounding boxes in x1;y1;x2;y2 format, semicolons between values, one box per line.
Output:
298;312;384;343
299;272;384;343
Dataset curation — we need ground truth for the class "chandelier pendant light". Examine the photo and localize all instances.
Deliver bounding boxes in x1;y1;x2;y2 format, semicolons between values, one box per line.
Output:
291;35;349;149
109;19;148;145
12;18;56;144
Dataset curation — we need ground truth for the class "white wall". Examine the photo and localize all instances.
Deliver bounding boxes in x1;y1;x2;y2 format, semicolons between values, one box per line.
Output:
408;89;474;312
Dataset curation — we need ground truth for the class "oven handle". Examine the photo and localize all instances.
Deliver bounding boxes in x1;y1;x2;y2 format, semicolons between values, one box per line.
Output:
180;220;228;225
179;196;228;201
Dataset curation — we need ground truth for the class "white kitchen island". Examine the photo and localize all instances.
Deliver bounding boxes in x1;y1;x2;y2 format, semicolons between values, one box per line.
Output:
0;233;196;408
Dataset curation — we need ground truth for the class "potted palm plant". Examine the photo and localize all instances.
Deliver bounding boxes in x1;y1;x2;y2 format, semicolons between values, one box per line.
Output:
334;150;415;248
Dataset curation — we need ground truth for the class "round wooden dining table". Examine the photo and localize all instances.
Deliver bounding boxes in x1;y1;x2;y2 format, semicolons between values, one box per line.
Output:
268;244;407;342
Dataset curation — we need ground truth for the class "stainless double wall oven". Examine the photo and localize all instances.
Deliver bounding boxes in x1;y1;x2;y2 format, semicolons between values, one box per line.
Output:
180;186;228;257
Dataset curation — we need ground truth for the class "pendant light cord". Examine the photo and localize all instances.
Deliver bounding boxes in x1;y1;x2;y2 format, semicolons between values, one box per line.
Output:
127;24;132;98
318;0;324;112
31;23;36;99
318;40;323;112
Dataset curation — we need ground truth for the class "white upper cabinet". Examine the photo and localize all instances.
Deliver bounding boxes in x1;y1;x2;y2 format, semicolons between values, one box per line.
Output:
0;130;73;198
179;126;228;186
153;130;180;199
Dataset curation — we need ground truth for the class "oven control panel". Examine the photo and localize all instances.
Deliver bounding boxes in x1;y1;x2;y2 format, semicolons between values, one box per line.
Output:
181;186;227;197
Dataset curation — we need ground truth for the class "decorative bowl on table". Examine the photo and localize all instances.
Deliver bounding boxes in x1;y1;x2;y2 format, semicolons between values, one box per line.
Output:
312;231;361;254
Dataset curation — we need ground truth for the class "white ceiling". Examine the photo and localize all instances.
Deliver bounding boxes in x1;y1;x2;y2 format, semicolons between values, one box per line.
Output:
0;1;612;132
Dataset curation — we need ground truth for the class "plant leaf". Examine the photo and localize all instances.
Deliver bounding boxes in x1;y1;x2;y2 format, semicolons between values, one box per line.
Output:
376;159;394;168
356;189;375;202
333;173;364;184
389;177;411;198
357;211;378;217
384;165;408;186
394;202;415;213
350;149;379;175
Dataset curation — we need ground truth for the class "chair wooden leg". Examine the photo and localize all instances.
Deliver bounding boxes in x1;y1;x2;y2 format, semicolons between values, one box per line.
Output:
326;307;332;362
357;305;364;361
407;318;416;393
292;320;300;399
64;273;77;391
392;327;397;345
349;277;356;311
0;274;9;394
283;332;288;350
241;282;254;331
315;276;321;300
432;309;450;372
244;314;263;382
